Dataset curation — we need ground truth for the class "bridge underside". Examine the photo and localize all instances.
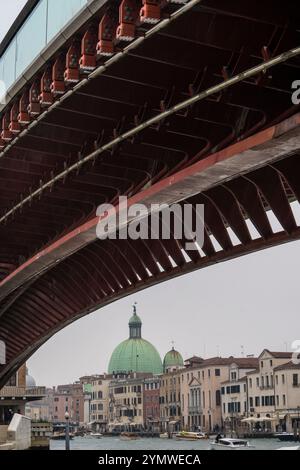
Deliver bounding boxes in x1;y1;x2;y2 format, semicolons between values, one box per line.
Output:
0;0;300;385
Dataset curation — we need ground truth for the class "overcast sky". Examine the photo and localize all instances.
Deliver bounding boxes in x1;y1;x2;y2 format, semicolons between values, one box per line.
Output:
1;3;300;387
0;1;27;42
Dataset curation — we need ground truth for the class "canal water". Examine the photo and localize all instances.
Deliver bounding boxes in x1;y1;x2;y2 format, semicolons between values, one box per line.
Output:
50;436;297;450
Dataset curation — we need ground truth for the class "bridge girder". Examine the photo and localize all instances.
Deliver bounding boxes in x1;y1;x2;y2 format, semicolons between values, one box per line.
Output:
0;0;299;385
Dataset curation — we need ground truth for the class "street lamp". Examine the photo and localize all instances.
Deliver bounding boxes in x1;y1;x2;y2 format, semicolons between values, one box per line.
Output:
65;411;70;451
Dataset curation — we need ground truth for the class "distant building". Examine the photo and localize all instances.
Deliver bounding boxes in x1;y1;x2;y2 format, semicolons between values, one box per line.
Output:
108;373;152;430
181;357;259;432
52;382;85;424
159;370;182;431
26;387;54;422
246;349;299;432
0;364;45;425
220;359;258;433
90;374;112;431
273;361;300;432
143;376;160;431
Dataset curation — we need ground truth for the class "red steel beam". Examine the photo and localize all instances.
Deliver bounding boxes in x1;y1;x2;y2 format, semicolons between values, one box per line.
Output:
0;112;300;302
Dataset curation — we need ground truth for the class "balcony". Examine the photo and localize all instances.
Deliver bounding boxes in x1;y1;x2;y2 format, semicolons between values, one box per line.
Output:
0;386;46;399
188;405;202;415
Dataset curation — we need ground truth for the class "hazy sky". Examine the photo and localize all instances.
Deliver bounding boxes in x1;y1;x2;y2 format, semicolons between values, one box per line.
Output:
0;1;27;41
1;3;300;387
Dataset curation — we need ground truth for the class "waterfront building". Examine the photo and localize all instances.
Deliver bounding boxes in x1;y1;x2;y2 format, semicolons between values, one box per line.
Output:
0;364;45;425
245;349;300;433
220;358;258;433
78;375;100;425
52;382;85;424
273;361;300;432
181;357;259;432
108;373;151;430
159;370;182;431
90;374;113;431
26;388;54;422
143;376;160;431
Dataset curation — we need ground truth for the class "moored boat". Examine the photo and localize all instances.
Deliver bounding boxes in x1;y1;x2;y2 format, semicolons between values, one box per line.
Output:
85;432;102;439
276;432;299;442
176;431;208;440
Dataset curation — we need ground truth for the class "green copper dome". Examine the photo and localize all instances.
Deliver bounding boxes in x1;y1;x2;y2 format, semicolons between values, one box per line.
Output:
163;347;184;372
108;306;163;375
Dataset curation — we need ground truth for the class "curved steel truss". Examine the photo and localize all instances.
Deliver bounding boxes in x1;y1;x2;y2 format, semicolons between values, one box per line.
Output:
0;0;300;385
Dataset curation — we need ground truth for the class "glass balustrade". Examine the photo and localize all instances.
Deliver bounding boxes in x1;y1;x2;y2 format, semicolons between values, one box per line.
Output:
0;0;88;95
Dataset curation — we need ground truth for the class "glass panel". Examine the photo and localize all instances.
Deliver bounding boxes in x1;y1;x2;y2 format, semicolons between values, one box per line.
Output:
15;0;48;78
1;0;88;92
0;38;17;92
47;0;87;43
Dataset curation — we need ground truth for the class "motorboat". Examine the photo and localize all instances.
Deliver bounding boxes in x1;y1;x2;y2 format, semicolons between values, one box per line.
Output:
160;432;169;439
210;438;255;450
85;432;102;439
276;446;300;450
276;432;299;442
176;431;208;440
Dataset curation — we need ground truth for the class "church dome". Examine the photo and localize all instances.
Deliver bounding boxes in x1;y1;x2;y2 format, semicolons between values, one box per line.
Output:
26;368;36;387
108;306;163;375
163;347;184;372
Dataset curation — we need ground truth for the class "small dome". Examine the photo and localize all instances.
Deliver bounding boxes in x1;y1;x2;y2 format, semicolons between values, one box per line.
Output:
163;347;184;372
26;369;36;388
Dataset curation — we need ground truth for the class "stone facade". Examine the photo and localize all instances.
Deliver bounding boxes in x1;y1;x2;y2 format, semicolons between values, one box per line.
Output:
143;376;160;431
108;374;151;430
159;370;182;431
90;374;112;431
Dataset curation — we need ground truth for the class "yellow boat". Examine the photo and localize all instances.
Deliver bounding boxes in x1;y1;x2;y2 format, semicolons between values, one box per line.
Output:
176;431;208;440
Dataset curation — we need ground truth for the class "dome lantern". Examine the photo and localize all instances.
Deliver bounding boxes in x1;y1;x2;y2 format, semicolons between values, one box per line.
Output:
128;303;142;339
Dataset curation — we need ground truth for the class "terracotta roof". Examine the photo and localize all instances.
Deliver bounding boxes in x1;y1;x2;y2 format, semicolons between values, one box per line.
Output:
199;357;258;368
184;356;204;363
274;361;300;371
262;350;293;359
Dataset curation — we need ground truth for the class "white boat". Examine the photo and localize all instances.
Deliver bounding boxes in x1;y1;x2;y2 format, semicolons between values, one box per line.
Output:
85;432;102;439
160;432;169;439
176;431;208;440
210;438;255;450
276;446;300;450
